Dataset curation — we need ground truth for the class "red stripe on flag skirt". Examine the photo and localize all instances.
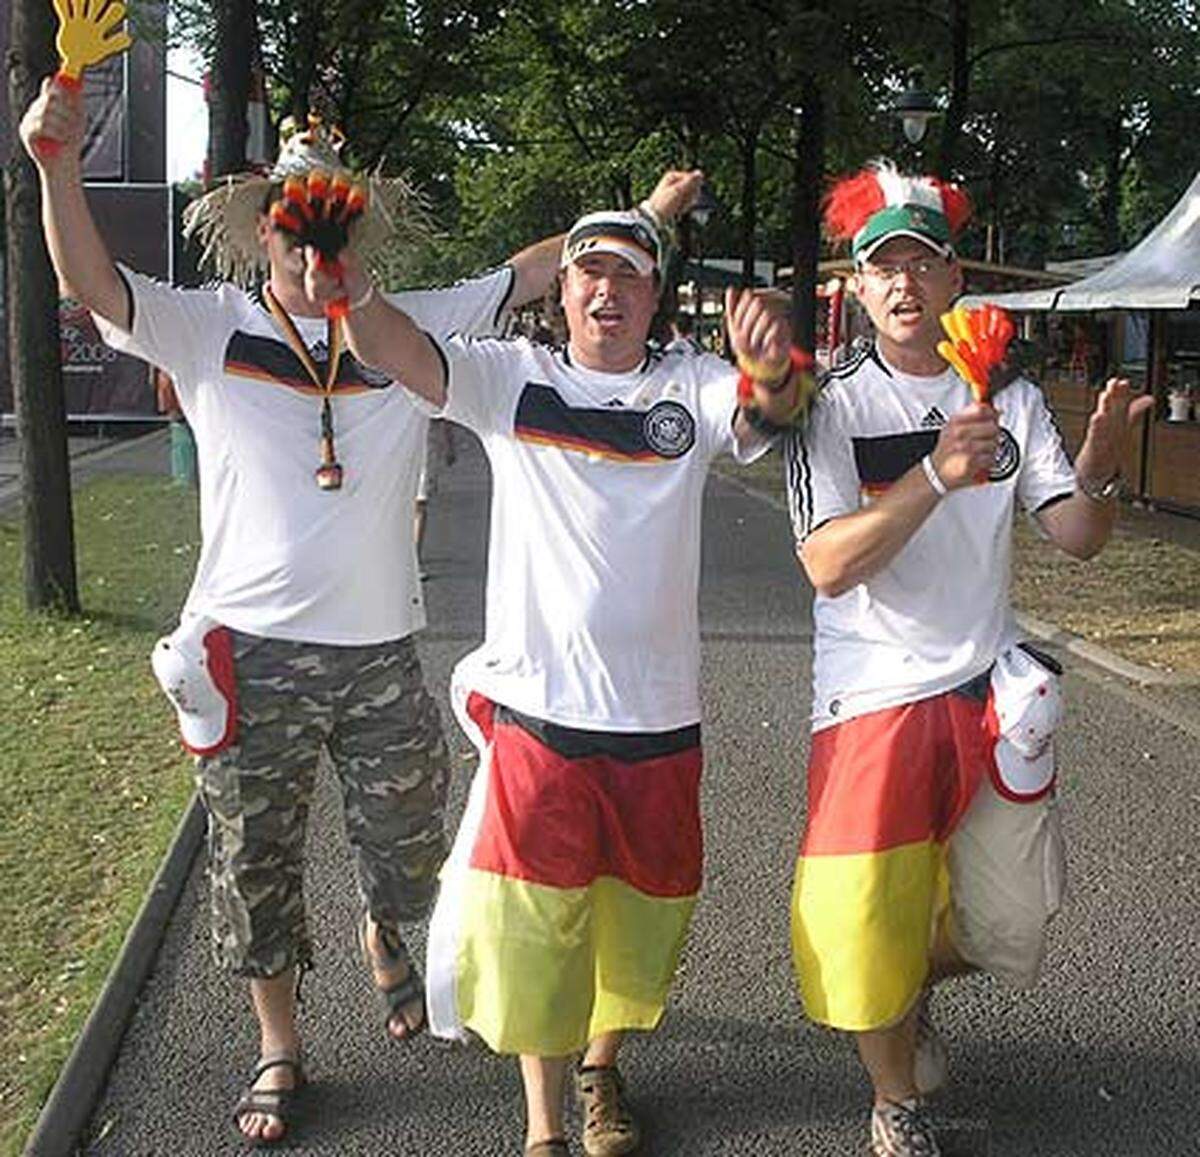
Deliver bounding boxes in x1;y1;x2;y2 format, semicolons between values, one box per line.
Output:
465;694;702;897
802;691;992;856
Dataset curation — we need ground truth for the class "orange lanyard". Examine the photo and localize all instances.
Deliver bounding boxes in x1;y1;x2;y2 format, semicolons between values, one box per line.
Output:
264;287;346;489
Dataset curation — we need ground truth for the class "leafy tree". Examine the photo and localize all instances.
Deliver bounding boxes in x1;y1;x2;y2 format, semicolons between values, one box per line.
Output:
208;0;259;178
177;0;1200;284
4;0;79;612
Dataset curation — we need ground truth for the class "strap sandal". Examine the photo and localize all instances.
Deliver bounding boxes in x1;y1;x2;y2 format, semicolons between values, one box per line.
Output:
357;911;427;1042
526;1141;570;1155
575;1064;641;1156
232;1052;305;1148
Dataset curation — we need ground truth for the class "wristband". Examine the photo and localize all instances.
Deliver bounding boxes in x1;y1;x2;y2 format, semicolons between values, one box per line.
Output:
738;348;817;433
736;347;815;403
736;351;791;388
921;454;948;498
1077;470;1120;503
636;199;667;234
347;283;376;313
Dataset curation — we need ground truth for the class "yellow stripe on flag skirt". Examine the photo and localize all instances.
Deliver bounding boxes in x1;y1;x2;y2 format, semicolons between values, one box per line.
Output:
454;870;695;1056
427;688;703;1056
792;839;949;1031
791;694;987;1032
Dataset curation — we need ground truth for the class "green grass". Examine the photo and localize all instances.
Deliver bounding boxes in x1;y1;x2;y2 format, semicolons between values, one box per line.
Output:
0;475;199;1156
1010;515;1200;677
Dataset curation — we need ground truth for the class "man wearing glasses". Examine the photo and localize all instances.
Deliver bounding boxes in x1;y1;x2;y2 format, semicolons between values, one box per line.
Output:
783;161;1150;1157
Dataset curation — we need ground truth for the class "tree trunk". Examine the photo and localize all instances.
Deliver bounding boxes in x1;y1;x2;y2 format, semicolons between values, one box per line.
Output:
1101;118;1123;253
289;0;322;124
613;171;633;210
791;75;824;353
5;0;80;613
739;132;758;287
937;0;970;177
675;128;700;264
208;0;258;180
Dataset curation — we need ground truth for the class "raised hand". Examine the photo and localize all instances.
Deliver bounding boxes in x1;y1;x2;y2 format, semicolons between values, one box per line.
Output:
1076;377;1154;483
303;244;371;320
930;403;1000;490
20;74;86;170
644;169;704;225
724;287;817;424
725;286;791;375
275;174;369;318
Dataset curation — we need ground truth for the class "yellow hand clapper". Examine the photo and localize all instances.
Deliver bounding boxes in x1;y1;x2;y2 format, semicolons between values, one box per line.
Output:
35;0;133;157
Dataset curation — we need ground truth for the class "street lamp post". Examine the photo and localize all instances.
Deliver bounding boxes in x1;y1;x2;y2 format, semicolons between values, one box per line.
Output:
893;71;939;150
689;180;719;342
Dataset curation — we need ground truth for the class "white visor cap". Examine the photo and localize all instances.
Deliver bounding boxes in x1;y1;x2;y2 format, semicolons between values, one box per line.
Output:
151;616;237;756
990;643;1062;799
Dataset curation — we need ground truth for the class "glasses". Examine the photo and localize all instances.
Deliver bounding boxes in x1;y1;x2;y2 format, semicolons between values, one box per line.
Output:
859;256;948;283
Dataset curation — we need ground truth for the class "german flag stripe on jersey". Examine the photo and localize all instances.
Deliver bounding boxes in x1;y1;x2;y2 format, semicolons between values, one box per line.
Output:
426;692;702;1056
791;693;988;1030
514;383;683;462
852;430;937;494
223;331;386;395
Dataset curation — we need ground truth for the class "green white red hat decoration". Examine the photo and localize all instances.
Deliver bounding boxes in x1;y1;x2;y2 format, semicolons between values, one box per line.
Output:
823;160;972;261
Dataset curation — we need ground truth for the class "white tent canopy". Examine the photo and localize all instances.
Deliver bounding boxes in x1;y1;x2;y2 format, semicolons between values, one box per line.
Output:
965;171;1200;313
970;287;1060;311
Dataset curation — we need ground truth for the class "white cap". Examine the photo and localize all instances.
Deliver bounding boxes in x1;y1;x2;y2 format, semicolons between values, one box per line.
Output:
561;210;662;278
990;644;1062;799
151;616;237;755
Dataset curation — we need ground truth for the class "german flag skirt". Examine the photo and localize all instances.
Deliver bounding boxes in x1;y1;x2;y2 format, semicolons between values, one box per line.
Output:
427;690;703;1056
791;690;990;1032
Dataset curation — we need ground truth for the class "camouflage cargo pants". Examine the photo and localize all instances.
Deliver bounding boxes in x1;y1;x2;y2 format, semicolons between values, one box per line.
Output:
194;630;450;978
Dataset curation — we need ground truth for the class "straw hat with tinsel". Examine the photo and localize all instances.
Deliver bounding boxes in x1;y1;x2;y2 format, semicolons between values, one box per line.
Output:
182;114;435;288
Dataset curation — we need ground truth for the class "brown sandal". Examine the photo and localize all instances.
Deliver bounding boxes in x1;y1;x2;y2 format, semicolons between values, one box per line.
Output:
357;912;427;1041
575;1064;640;1155
232;1052;305;1148
526;1142;570;1155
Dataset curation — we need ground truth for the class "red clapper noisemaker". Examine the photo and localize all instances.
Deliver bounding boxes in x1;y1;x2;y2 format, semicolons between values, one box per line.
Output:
937;303;1015;405
34;0;133;159
268;170;368;319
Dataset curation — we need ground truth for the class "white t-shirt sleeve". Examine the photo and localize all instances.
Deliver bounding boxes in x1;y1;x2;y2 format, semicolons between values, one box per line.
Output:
436;334;527;435
695;355;738;456
91;265;229;406
1015;381;1077;513
783;386;861;546
385;266;515;341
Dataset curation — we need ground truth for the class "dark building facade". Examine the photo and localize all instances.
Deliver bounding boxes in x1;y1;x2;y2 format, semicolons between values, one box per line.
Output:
1;0;170;418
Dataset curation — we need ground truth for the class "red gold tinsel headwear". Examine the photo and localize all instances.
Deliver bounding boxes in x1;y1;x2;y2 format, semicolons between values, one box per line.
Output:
182;114;435;288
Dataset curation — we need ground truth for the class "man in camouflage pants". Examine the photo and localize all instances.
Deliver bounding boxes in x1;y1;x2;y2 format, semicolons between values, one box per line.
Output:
199;634;449;981
19;80;599;1144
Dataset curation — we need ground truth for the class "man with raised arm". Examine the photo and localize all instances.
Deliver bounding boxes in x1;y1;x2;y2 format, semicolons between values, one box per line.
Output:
19;76;698;1147
306;187;812;1156
783;161;1151;1157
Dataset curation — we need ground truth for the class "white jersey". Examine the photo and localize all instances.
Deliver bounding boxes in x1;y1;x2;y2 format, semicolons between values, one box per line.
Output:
434;338;762;732
784;344;1076;731
95;265;514;645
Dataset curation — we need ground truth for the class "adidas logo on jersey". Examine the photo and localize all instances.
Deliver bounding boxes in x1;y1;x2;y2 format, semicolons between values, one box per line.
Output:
920;406;947;429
